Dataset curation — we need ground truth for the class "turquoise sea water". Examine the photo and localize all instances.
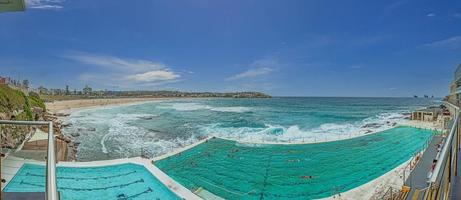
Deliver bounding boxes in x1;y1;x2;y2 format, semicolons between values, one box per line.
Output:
63;97;437;161
155;126;434;199
4;163;179;200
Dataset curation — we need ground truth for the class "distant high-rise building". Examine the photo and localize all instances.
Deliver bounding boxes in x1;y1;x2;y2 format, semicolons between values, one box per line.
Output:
449;64;461;104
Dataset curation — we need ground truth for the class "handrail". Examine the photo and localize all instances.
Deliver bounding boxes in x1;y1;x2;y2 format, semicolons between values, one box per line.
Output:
0;120;60;200
429;103;458;183
444;101;459;112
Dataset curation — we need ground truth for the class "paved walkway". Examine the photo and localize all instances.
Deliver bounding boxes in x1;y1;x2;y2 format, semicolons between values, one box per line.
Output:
405;135;444;200
450;146;461;200
3;192;45;200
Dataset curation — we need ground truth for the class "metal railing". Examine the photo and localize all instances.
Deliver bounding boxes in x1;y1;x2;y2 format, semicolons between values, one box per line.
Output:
423;102;460;199
0;120;60;200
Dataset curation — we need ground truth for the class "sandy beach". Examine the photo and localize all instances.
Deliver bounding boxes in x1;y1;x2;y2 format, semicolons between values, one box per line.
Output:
45;98;163;114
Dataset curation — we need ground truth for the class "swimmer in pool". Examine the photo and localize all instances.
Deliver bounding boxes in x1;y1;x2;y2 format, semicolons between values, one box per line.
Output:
301;175;316;179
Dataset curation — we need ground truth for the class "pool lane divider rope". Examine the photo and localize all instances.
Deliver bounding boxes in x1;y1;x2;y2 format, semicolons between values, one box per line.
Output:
19;179;145;191
117;187;154;200
24;170;138;180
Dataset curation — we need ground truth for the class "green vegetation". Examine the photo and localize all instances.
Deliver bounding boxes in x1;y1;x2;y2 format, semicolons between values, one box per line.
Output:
0;85;46;121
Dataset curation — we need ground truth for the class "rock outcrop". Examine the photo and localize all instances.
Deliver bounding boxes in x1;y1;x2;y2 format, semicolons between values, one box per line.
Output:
0;86;46;149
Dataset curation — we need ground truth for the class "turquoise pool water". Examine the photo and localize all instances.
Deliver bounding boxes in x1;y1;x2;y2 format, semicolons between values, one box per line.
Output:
4;163;180;200
156;126;434;199
64;97;437;161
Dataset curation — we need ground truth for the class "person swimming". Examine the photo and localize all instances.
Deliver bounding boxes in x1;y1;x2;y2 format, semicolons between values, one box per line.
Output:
300;175;316;179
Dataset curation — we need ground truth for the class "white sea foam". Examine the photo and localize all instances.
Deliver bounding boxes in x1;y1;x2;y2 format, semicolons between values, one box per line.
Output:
63;99;424;160
158;102;252;113
64;111;198;158
158;103;211;111
210;106;252;113
200;112;408;144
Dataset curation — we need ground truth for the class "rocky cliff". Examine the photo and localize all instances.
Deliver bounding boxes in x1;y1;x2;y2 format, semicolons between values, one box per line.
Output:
0;85;46;148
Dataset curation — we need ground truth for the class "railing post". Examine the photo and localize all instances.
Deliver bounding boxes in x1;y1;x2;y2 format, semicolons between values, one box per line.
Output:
46;121;59;200
0;120;59;199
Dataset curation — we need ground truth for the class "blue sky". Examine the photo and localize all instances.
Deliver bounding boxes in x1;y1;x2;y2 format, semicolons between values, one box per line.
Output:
1;0;460;97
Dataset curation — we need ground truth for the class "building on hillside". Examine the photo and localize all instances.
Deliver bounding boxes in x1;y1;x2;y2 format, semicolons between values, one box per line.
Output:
411;106;451;128
0;76;8;85
411;107;441;122
448;64;461;105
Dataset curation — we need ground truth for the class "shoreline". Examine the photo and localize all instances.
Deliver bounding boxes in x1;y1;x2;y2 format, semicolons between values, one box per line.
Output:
45;97;168;114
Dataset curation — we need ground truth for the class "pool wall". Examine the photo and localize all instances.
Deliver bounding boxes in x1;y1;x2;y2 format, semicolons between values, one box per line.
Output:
156;126;432;198
2;157;201;200
59;157;201;199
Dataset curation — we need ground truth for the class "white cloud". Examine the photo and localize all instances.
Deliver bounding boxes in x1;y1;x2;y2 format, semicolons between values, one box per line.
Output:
64;51;166;73
26;0;65;10
424;36;461;50
127;70;180;82
64;51;181;88
228;58;279;80
386;0;408;10
427;13;436;17
228;67;274;80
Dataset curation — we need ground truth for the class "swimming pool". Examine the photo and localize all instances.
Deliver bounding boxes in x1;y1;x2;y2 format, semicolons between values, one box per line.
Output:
3;163;180;200
155;126;434;199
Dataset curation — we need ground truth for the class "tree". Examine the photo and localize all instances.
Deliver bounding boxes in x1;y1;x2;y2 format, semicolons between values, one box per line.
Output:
22;79;29;89
83;85;92;95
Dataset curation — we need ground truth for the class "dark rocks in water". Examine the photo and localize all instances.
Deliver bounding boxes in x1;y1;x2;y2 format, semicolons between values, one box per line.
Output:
138;115;158;120
77;127;96;131
55;112;70;117
70;132;80;137
365;130;373;134
148;128;166;134
62;122;72;128
361;123;382;129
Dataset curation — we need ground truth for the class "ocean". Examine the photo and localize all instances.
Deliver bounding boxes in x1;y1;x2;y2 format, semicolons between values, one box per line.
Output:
62;97;439;161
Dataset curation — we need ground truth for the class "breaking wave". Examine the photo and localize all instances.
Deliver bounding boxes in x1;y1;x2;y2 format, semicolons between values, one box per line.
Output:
99;113;200;157
200;112;409;143
158;102;252;113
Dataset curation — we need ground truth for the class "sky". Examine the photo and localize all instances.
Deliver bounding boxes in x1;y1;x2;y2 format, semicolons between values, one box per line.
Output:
0;0;460;97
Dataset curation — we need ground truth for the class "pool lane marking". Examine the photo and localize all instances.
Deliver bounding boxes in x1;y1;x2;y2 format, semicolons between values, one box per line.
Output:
25;170;137;180
117;187;154;200
19;179;144;191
